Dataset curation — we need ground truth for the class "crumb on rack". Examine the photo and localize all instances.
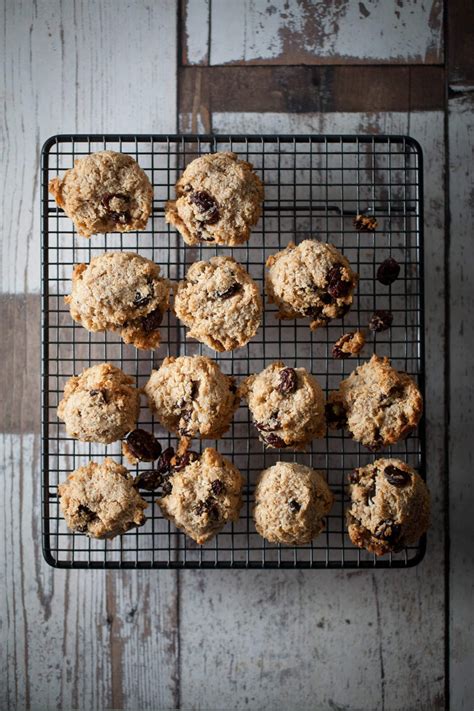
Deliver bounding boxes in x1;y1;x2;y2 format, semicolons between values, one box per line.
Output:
353;214;378;232
332;330;366;359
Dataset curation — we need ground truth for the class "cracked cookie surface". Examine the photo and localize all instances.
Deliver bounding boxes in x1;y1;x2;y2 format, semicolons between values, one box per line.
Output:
57;363;140;444
65;251;171;350
48;151;153;237
165;151;263;246
239;361;326;449
144;355;239;440
266;239;358;329
327;354;423;450
158;448;244;544
174;255;262;351
58;458;147;539
346;458;430;555
253;462;334;545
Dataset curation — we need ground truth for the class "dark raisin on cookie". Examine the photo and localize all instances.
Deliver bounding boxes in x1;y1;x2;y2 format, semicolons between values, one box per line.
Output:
374;519;402;544
125;429;162;461
327;265;351;298
278;367;297;395
348;470;360;484
141;307;164;332
76;504;96;532
289;499;301;512
255;413;281;432
210;479;226;496
89;388;108;403
214;282;242;300
353;214;378;232
101;192;131;224
156;447;175;476
384;465;411;487
190;190;220;224
134;470;164;491
172;450;200;471
369;310;393;333
377;258;400;286
263;433;287;448
161;479;173;496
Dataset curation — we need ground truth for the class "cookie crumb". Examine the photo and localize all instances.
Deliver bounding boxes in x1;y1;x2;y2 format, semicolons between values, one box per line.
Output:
332;330;365;359
353;214;378;232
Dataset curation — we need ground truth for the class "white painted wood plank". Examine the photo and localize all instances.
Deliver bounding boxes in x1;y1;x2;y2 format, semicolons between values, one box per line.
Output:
178;111;446;711
1;0;178;295
448;94;474;711
183;0;443;66
182;0;210;64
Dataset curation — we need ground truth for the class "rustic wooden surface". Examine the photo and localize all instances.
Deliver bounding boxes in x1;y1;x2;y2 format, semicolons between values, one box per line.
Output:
0;1;471;709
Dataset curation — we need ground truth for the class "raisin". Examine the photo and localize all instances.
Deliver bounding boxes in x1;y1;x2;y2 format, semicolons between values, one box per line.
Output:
319;292;335;305
89;388;108;403
173;451;200;471
353;214;377;232
325;401;347;429
327;265;351;299
210;479;226;496
76;504;96;532
161;479;173;496
256;413;281;432
134;470;164;491
190;190;220;224
215;282;242;300
384;465;411;487
101;192;131;224
156;447;175;476
278;367;297;395
332;345;351;360
141;307;164;332
369;310;393;333
348;470;360;484
289;499;301;512
194;501;206;516
205;498;220;520
374;519;401;544
125;429;162;461
377;258;400;286
337;302;352;317
264;433;287;448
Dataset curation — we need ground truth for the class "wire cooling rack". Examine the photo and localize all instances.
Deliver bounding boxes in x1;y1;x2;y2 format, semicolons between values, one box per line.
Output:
41;134;425;569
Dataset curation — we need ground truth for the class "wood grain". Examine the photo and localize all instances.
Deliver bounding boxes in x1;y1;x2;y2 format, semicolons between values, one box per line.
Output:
176;110;446;711
181;0;444;66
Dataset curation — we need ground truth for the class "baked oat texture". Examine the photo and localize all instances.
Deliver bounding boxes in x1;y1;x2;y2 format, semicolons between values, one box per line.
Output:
165;151;264;246
65;251;171;350
58;458;147;539
239;361;326;449
346;458;430;556
48;150;153;238
158;448;244;544
144;355;239;440
266;239;358;329
253;462;334;545
174;255;262;351
327;354;423;450
57;363;140;444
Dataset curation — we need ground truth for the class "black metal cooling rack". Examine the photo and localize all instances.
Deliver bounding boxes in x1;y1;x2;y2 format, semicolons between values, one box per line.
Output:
41;134;425;569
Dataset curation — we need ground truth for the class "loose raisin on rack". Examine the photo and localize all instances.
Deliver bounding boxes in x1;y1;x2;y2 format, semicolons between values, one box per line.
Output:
325;401;347;429
190;190;220;224
369;310;393;333
377;257;401;286
125;429;162;461
141;307;164;332
278;367;297;395
384;465;411;487
374;519;401;544
289;499;301;512
210;479;226;496
263;433;287;448
353;214;378;232
215;282;242;300
134;470;164;491
327;265;351;299
156;447;175;476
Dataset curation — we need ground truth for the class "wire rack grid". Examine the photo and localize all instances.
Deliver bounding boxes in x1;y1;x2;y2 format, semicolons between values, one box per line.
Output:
41;133;425;569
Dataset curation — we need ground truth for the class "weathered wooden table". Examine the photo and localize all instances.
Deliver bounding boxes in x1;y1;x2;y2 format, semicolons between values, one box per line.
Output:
1;2;472;709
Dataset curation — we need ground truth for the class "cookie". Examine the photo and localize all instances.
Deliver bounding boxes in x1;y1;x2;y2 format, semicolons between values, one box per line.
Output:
165;151;263;246
326;354;423;450
57;363;140;444
158;448;244;544
58;458;147;539
239;361;326;449
253;462;334;545
266;239;358;329
174;255;262;351
48;150;153;237
144;355;239;440
346;458;430;555
65;251;171;350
